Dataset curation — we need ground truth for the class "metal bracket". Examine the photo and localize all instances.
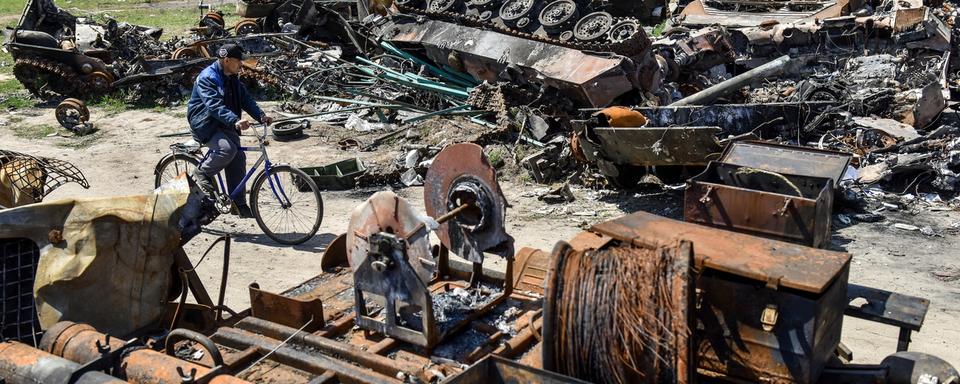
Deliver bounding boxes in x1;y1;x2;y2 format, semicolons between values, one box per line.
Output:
67;337;141;383
761;304;778;332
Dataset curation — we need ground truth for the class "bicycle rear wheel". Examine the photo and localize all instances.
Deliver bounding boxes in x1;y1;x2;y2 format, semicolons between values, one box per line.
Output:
250;165;323;245
155;153;200;188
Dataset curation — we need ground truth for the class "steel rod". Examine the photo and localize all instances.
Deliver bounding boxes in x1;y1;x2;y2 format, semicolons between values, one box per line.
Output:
235;317;421;376
211;327;399;384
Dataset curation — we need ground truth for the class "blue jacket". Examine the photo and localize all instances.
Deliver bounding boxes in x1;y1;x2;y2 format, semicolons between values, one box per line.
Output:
187;61;265;144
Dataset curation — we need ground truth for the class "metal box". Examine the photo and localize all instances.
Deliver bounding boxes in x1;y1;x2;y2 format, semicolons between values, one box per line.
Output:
299;158;366;191
588;211;851;384
684;141;851;248
696;265;849;384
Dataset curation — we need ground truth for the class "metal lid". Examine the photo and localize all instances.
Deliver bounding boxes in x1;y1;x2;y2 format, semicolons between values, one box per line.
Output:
720;141;852;184
590;211;850;294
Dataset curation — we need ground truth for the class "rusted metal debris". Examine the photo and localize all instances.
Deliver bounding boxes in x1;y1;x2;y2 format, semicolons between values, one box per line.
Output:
0;178;189;335
424;143;514;263
542;241;694;383
2;150;959;383
685;141;853;248
0;149;89;209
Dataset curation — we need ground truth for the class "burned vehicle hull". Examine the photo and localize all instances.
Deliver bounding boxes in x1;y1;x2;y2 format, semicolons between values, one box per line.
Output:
380;17;643;107
7;0;214;99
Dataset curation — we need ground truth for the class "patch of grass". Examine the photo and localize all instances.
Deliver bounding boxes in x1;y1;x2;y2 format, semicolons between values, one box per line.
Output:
94;8;209;38
12;123;56;139
56;131;102;149
0;0;207;38
486;147;504;168
0;77;22;94
0;94;33;109
91;93;128;114
652;20;668;37
172;111;187;118
0;50;15;76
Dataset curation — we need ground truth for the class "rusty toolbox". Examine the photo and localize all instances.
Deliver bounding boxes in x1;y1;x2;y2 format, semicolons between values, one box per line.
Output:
587;211;852;384
684;141;852;248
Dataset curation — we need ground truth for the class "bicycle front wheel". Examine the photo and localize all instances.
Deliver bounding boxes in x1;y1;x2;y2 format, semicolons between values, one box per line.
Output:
250;165;323;245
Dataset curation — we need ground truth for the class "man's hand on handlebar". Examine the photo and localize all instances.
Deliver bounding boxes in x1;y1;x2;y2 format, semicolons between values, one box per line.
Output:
261;115;274;125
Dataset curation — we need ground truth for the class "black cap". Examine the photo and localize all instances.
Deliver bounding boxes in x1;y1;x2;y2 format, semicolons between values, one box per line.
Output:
216;43;244;60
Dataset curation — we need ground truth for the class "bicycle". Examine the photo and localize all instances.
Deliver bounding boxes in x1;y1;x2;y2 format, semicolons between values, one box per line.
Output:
154;123;323;245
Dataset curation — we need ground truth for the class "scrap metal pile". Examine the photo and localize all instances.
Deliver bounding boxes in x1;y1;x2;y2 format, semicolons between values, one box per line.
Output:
2;0;960;381
0;144;957;384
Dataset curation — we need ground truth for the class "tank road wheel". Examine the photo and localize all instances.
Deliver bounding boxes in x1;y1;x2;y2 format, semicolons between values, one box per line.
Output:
12;58;81;99
200;12;225;28
500;0;536;29
55;98;90;130
574;11;614;42
86;71;114;91
235;19;261;35
172;47;202;60
539;0;579;34
427;0;463;13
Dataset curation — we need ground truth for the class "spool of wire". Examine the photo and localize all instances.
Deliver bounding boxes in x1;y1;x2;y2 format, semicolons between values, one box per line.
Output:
542;241;693;384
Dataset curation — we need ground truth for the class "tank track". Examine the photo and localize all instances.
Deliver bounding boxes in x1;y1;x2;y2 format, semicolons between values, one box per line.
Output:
12;58;85;99
394;1;649;56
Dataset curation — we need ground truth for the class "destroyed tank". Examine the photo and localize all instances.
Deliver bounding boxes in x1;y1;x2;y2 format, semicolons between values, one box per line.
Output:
7;0;214;100
391;0;661;55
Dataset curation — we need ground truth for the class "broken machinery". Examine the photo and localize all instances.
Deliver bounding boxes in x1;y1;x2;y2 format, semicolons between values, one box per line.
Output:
1;142;958;383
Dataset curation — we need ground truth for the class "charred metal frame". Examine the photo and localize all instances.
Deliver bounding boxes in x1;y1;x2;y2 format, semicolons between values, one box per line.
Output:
0;238;42;346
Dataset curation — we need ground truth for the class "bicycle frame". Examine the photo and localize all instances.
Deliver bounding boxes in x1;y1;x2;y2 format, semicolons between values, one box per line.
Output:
202;124;293;208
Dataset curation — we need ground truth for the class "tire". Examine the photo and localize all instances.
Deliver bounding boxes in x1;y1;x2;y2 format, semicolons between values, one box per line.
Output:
154;153;200;188
250;165;323;245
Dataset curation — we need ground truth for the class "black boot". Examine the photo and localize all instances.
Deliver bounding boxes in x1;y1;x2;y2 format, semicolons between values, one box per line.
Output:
234;204;254;219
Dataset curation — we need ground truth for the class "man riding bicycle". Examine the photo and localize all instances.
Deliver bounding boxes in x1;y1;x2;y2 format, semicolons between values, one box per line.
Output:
187;43;273;218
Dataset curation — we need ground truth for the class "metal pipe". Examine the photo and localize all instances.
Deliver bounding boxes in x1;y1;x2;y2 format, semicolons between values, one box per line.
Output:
39;321;249;384
670;55;792;107
216;235;231;321
211;326;400;384
235;317;422;376
0;341;124;384
404;203;470;243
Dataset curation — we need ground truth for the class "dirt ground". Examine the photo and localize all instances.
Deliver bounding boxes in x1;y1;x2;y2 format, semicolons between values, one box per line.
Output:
2;102;957;369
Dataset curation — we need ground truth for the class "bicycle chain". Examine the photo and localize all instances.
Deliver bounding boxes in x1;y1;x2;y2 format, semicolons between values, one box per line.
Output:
394;3;648;56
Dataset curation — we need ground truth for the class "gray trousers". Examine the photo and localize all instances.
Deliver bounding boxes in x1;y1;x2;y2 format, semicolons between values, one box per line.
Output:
198;130;247;205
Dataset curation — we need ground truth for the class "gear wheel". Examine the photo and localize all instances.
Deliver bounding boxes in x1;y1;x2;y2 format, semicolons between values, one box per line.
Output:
13;58;84;99
607;18;640;44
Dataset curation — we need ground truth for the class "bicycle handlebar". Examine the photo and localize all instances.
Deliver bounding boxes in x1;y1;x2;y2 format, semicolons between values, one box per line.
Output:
246;123;270;142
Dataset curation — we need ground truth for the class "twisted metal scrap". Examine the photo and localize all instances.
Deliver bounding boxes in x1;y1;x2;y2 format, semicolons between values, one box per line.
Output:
0;150;89;205
552;244;691;384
